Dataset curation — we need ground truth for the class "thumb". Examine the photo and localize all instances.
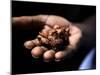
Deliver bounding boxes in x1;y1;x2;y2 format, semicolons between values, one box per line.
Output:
12;15;49;30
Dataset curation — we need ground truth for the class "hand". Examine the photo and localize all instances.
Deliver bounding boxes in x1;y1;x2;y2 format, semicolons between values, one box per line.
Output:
12;15;82;62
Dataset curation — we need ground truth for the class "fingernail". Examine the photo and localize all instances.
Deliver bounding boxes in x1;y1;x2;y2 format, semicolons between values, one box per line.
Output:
32;55;39;58
55;59;61;62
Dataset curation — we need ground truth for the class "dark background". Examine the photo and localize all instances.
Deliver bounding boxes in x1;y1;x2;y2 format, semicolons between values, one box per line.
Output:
12;1;96;74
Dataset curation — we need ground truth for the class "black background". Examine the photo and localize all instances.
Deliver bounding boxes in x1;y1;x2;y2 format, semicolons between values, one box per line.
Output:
12;1;96;74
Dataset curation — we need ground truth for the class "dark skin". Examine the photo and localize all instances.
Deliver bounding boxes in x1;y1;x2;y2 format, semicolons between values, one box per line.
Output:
12;15;96;62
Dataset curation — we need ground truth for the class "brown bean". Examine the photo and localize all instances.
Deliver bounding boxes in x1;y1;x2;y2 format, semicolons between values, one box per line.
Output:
44;25;52;31
53;25;60;29
41;37;49;44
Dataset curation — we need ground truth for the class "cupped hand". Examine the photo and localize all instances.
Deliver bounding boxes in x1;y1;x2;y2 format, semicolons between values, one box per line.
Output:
12;15;82;62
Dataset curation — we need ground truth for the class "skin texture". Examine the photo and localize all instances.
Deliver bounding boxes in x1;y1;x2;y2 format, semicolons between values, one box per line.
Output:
12;15;83;62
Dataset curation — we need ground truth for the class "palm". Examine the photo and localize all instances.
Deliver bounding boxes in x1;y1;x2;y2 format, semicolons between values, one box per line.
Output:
13;15;82;62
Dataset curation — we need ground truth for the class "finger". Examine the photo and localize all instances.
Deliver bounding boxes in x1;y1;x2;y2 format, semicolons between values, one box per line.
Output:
31;46;47;58
12;15;49;29
55;45;75;62
24;39;42;49
24;40;35;49
12;16;33;27
55;51;65;62
43;50;55;62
